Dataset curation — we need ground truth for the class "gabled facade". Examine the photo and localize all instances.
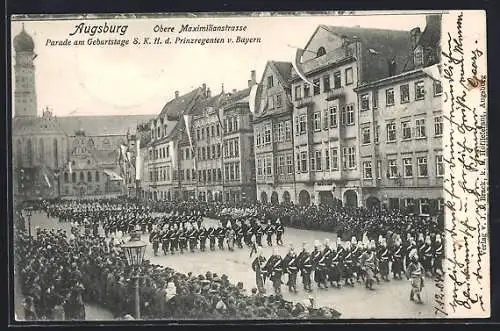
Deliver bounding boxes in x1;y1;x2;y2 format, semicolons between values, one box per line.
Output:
253;61;295;205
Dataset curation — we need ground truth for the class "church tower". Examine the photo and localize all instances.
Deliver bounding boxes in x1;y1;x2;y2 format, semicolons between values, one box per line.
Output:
13;25;37;118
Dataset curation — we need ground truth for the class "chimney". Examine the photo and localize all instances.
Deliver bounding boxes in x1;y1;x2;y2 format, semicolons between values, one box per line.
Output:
175;91;179;99
202;83;207;92
221;83;225;94
251;70;256;84
247;79;252;88
410;27;421;50
388;58;397;77
206;88;211;98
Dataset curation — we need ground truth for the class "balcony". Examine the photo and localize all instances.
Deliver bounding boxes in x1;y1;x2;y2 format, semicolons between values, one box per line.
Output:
295;96;313;109
326;89;346;102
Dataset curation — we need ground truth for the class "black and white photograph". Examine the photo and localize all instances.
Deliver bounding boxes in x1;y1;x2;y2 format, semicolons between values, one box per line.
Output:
9;10;489;322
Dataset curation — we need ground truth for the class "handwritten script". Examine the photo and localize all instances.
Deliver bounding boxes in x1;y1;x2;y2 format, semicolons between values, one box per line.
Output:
441;11;488;317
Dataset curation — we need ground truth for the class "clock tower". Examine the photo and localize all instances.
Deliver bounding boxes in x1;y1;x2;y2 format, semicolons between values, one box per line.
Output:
13;25;37;118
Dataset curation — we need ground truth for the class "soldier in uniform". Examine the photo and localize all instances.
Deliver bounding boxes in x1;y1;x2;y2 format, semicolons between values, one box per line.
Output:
328;240;342;288
206;225;215;251
199;224;208;252
161;226;170;256
254;222;263;247
391;236;404;280
170;224;179;254
179;224;188;254
150;229;160;256
432;234;444;276
343;241;355;287
265;221;274;247
275;219;284;246
360;240;378;290
217;224;226;250
377;238;390;281
234;220;244;249
283;245;299;293
265;248;284;294
189;225;198;253
406;248;425;304
242;220;251;246
350;237;363;284
296;242;311;292
422;235;433;277
226;222;235;252
251;247;267;294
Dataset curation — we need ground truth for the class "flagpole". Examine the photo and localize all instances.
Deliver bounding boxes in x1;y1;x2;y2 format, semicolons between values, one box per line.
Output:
216;107;226;203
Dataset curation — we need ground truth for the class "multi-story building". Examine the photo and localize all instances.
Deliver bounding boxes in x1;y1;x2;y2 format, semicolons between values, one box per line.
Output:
253;61;295;205
290;24;412;207
355;15;443;215
145;87;207;201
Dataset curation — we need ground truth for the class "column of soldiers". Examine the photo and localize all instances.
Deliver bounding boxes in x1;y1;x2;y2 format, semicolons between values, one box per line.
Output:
149;215;285;256
251;231;443;304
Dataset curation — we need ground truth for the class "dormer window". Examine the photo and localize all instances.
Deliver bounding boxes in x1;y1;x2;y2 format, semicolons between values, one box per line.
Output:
317;46;326;57
414;45;424;66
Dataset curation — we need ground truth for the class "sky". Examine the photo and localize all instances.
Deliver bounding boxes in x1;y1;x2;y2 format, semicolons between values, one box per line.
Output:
11;12;429;117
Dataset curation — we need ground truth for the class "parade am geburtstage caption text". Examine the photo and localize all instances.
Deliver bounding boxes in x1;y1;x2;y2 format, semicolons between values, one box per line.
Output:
44;21;263;48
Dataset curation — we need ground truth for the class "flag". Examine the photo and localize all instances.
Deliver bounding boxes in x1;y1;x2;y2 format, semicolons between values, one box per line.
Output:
293;48;317;87
422;64;441;81
68;161;72;174
249;83;259;114
44;174;51;188
183;114;194;153
120;145;129;162
135;138;142;181
169;140;177;170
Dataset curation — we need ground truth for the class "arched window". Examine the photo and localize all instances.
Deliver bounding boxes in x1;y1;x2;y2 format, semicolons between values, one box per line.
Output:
95;171;100;182
87;171;92;182
16;140;22;167
26;138;33;167
317;46;326;57
39;138;45;163
80;172;85;182
72;172;76;183
53;138;59;168
64;172;69;183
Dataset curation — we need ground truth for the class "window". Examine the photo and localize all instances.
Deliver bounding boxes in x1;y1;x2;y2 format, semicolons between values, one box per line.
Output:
375;124;380;143
234;141;239;157
400;84;410;103
373;90;378;109
329;106;337;128
278;155;285;175
284;120;292;141
315;150;322;171
403;157;413;177
299;115;307;134
387;122;397;142
333;71;341;89
345;67;353;85
233;117;239;131
360;93;370;111
434;116;443;136
277;122;285;142
324;149;330;170
286;154;293;174
185;148;190;160
186;169;190;181
361;126;370;144
310;154;316;172
202;147;206;160
228;119;233;133
419;198;430;215
434;80;443;96
363;161;373;179
415;81;425;100
256;127;262;147
323;75;330;91
87;171;92;182
331;148;339;170
340;106;347;125
417;156;428;177
264;124;272;144
313;79;320;95
313;112;321;131
388;159;398;178
294;85;302;100
414;46;423;66
415;119;426;138
64;172;69;183
436;154;444;177
235;163;240;180
402;121;412;140
257;159;263;176
342;147;356;170
296;153;301;173
276;94;282;108
166;146;170;158
267;75;274;88
300;151;308;172
376;160;382;179
322;109;329;130
317;46;326;57
304;84;310;97
216;124;220;136
265;156;272;176
386;88;395;106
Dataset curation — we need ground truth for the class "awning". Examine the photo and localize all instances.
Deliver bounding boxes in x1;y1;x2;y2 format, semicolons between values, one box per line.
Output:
103;170;123;181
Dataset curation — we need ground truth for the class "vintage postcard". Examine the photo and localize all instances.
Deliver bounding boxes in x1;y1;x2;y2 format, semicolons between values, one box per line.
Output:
9;10;489;322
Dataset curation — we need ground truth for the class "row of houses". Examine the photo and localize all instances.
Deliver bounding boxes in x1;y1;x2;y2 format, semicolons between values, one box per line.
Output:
128;14;443;213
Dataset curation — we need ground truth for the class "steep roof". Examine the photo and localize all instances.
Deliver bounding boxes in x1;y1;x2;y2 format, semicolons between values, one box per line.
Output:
272;61;293;85
418;15;441;49
158;87;205;120
55;114;154;136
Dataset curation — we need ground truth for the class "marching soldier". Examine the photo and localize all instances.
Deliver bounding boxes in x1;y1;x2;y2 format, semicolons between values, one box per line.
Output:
298;243;313;292
150;229;160;256
432;234;444;276
243;220;252;246
391;236;404;280
422;235;433;277
406;248;425;304
217;225;226;250
283;245;299;293
188;225;198;253
275;219;284;246
265;248;284;294
179;224;188;254
170;224;179;254
226;222;235;252
234;220;244;249
360;240;378;290
377;238;390;281
251;247;267;294
199;224;208;252
343;241;355;287
254;222;263;247
350;237;363;283
265;221;274;247
328;241;342;288
208;226;216;251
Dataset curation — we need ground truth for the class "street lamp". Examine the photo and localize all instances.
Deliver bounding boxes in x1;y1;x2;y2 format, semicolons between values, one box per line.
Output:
121;231;147;319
